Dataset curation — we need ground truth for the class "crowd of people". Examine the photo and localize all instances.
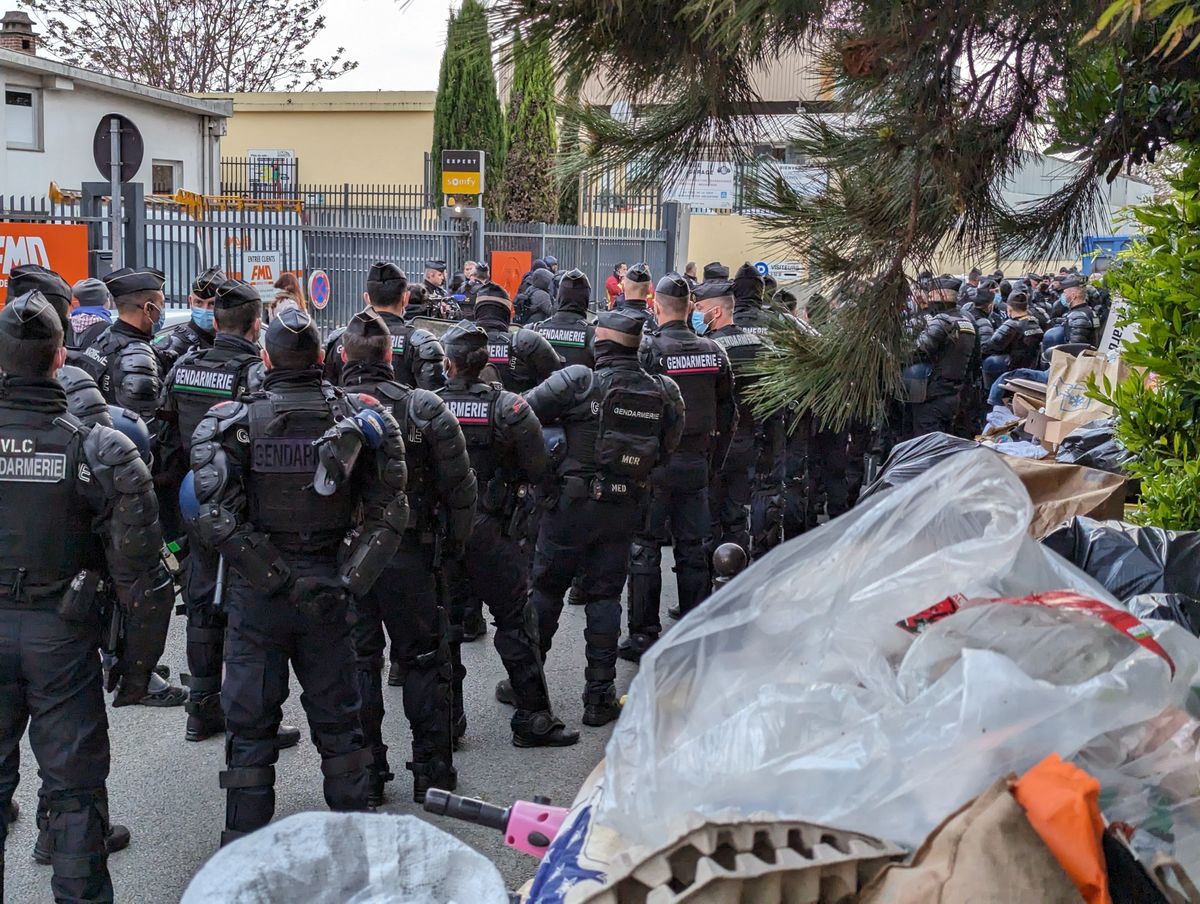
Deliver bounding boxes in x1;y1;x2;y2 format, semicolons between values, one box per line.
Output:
0;249;1105;902
903;266;1110;437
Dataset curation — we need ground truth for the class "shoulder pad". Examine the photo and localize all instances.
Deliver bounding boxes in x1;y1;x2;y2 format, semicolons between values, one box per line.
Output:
83;421;141;468
192;400;249;445
117;340;161;376
496;390;533;425
407;387;446;420
513;328;553;355
324;327;346;356
410;328;446;361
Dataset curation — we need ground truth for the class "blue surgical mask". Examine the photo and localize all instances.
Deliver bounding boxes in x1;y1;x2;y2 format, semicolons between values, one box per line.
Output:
192;308;215;331
691;310;709;335
151;305;166;333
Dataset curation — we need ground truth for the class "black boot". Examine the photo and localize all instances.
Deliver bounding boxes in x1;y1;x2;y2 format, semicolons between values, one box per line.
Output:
461;607;487;642
566;580;587;606
408;760;456;804
2;800;17;825
185;693;224;742
511;710;580;748
616;632;658;663
582;686;621;727
387;658;403;687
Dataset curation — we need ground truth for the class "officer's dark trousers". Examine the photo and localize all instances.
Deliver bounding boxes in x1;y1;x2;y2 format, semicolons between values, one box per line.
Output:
806;424;850;529
910;393;960;438
629;452;711;633
180;523;224;714
353;541;453;786
0;607;112;903
749;446;784;558
710;436;754;553
533;495;640;701
458;513;551;719
221;559;370;842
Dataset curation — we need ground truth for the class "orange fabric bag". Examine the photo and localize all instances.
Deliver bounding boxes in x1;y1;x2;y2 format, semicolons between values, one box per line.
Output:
1012;753;1111;904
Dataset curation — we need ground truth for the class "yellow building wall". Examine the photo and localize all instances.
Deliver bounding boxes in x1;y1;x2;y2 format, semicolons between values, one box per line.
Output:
202;93;437;186
686;214;796;271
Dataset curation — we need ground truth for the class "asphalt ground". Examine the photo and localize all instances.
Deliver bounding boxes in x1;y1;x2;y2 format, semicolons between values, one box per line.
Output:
4;553;677;902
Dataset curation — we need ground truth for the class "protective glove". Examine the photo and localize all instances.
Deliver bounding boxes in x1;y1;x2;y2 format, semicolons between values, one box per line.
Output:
290;575;350;624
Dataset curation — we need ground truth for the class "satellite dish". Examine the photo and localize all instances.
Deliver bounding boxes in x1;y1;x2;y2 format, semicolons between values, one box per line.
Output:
610;100;634;125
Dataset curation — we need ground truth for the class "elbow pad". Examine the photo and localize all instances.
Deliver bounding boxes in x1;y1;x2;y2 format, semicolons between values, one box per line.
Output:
340;495;408;596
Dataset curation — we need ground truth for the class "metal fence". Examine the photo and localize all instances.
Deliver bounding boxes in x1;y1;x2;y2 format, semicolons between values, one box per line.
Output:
486;220;670;304
220;157;301;199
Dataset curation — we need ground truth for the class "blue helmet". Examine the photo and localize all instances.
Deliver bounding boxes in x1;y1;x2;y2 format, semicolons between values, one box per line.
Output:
179;470;201;524
106;406;153;466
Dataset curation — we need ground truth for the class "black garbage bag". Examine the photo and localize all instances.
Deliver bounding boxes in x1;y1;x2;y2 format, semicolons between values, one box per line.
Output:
1055;419;1134;475
1124;594;1200;637
858;433;979;502
1041;517;1200;604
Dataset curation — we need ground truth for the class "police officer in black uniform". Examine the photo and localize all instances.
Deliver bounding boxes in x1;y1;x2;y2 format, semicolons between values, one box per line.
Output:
697;279;781;558
1060;275;1103;347
7;265;73;341
523;310;684;726
471;282;563;394
0;291;173;903
912;277;978;436
732;262;774;335
324;262;446;390
981;291;1045;391
621;275;735;661
616;262;659;331
190;307;410;845
159;279;300;746
438;322;578;747
69;268;166;426
337;310;476;803
530;269;596;368
152;267;224;369
423;259;449;300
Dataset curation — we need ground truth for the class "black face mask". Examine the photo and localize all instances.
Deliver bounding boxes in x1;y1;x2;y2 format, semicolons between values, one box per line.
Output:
594;339;634;357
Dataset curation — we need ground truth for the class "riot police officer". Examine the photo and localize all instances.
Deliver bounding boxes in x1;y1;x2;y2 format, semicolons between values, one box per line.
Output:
337;310;476;803
911;276;978;436
152;267;224;369
696;280;783;558
7;265;73;341
438;322;578;748
324;262;446;390
68;268;165;425
423;259;449;300
732;262;774;335
1051;275;1102;350
523;310;684;726
0;291;173;903
530;269;596;367
981;292;1045;392
622;275;735;661
158;279;298;745
473;282;563;393
190;307;410;845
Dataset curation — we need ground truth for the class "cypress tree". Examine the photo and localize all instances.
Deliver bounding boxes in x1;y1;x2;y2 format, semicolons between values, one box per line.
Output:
500;34;559;223
430;0;506;213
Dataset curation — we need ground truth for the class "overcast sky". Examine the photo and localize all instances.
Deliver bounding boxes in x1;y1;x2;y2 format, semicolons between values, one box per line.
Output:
308;0;453;92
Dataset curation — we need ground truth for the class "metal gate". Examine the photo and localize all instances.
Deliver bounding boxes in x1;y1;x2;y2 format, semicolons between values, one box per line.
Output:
485;221;670;304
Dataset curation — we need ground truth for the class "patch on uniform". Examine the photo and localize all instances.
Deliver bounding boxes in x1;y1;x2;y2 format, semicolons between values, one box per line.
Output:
210;400;240;416
488;342;510;365
78;463;92;482
0;438;67;483
391;334;406;354
445;398;492;424
174;367;237;396
153;333;170;345
664;353;721;374
355;393;381;407
539;327;587;348
252;438;319;473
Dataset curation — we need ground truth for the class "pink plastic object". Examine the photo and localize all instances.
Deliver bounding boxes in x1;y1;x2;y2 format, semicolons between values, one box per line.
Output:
505;800;569;858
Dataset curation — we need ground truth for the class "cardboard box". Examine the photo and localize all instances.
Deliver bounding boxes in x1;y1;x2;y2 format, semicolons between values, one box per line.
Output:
1009;393;1077;449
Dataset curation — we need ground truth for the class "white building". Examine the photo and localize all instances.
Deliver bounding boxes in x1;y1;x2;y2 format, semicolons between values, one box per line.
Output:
0;11;230;198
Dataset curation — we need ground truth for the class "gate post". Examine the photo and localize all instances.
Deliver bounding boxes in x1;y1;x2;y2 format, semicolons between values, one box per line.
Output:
663;201;689;273
122;182;146;270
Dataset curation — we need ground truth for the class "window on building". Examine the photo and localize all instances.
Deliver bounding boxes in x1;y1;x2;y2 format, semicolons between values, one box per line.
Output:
5;86;41;151
152;160;183;195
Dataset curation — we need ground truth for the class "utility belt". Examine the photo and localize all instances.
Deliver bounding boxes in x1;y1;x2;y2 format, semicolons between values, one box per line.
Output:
479;475;534;540
0;568;111;627
561;474;644;504
268;528;347;558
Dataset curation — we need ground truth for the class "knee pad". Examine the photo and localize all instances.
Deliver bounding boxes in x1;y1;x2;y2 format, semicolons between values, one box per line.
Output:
628;542;661;575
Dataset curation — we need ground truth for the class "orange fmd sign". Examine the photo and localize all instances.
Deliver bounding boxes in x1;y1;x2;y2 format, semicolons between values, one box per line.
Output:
0;223;89;306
